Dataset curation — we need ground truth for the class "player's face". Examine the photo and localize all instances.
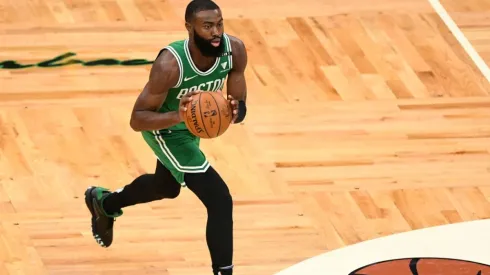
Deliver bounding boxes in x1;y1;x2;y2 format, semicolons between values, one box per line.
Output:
190;9;225;57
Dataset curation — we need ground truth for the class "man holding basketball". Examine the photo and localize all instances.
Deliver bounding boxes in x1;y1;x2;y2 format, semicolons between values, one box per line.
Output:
84;1;247;274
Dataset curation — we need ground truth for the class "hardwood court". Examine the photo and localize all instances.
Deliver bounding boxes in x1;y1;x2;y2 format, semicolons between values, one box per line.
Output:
1;0;490;274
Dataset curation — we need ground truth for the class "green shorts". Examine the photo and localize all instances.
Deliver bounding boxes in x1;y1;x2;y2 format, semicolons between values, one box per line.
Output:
141;129;210;185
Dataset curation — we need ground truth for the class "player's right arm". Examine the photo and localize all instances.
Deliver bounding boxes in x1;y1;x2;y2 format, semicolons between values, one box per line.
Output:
129;50;199;132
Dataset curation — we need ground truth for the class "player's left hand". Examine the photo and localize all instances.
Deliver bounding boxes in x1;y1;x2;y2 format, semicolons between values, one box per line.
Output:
227;94;239;123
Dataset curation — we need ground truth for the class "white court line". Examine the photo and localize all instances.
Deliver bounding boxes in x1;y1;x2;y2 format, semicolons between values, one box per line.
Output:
427;0;490;83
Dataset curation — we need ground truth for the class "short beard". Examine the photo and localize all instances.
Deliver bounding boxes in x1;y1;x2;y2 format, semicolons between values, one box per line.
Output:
193;29;224;57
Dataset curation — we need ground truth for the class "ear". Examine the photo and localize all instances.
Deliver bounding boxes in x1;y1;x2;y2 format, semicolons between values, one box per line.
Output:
185;22;192;33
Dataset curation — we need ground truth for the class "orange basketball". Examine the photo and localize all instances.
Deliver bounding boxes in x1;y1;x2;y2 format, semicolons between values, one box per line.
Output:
183;91;233;139
349;258;490;275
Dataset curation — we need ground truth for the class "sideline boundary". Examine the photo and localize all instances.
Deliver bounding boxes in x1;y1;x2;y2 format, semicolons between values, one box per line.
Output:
427;0;490;83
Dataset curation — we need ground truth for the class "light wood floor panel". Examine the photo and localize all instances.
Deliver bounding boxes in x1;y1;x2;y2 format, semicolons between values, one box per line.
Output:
1;0;490;274
0;0;436;24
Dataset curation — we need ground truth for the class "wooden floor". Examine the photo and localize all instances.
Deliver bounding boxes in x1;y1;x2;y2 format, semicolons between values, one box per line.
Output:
1;0;490;274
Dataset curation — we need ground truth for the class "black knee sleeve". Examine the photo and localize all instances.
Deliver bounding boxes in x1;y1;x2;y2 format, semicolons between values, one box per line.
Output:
185;169;233;220
206;190;233;221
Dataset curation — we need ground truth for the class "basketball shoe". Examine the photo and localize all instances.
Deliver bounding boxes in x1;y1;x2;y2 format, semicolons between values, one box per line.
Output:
84;186;123;247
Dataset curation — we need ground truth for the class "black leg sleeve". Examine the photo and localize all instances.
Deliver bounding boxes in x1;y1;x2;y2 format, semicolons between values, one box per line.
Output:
184;166;234;274
103;160;182;214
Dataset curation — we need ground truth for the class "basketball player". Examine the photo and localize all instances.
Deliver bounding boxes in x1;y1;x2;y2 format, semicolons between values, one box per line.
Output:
84;1;247;274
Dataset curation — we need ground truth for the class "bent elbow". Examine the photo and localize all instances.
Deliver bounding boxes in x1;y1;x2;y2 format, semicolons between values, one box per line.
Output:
129;117;142;132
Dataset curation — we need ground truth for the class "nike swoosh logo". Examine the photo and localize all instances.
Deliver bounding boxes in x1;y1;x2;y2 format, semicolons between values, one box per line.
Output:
184;75;197;81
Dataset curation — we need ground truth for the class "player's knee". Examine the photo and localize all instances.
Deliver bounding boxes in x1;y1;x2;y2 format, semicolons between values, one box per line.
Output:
150;176;181;200
153;183;181;199
222;191;233;208
185;167;233;216
209;189;233;218
219;192;233;211
163;187;181;199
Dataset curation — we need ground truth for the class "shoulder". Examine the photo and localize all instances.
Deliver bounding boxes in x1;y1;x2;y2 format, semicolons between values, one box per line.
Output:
154;39;186;68
227;34;246;56
154;47;179;69
226;34;247;71
148;48;180;90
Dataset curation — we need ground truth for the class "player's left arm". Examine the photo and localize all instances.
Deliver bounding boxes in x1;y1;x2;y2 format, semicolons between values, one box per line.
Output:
226;36;248;124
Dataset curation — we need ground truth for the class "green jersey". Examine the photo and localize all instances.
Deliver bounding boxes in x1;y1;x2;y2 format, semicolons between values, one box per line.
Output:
152;33;233;133
140;34;234;184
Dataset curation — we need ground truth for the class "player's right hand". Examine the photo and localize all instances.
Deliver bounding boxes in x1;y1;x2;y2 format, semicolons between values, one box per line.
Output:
178;90;201;121
179;90;200;112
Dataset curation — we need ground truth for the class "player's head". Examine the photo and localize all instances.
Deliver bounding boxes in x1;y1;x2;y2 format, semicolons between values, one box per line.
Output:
185;0;225;57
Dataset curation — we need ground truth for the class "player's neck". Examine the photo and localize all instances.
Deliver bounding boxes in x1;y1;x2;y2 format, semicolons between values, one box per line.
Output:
188;41;217;71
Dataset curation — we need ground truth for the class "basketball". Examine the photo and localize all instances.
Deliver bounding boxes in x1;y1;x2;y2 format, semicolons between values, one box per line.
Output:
183;91;233;139
349;258;490;275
